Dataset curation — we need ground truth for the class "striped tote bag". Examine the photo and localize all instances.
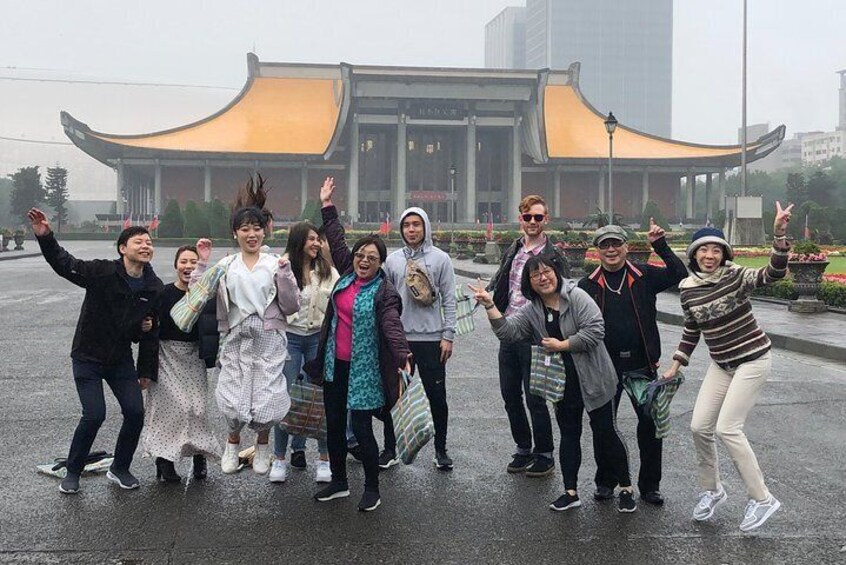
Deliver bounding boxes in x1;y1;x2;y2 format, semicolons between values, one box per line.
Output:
390;371;435;464
644;372;685;439
528;345;567;403
280;377;326;441
170;260;227;332
454;285;476;336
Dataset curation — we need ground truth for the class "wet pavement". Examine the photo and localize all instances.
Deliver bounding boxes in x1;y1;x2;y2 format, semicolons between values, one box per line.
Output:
1;241;845;564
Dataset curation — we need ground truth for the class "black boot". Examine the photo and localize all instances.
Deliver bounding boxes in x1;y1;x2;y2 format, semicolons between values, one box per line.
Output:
155;457;181;483
192;454;207;480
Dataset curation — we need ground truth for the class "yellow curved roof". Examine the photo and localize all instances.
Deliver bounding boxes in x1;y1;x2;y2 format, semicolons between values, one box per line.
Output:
544;84;753;160
91;76;344;155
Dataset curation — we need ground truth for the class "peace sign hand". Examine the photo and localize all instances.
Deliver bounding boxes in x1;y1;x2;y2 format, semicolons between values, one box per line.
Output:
320;177;336;206
646;217;665;243
774;201;793;236
467;277;493;308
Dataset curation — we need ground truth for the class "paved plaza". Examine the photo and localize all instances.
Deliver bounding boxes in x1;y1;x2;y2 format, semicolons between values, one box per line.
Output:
0;241;845;564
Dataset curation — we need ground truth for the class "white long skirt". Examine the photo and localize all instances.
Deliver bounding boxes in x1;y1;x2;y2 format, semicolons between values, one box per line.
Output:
216;314;291;432
142;340;222;462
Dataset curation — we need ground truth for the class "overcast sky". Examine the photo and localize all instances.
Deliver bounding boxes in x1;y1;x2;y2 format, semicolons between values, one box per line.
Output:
1;0;844;144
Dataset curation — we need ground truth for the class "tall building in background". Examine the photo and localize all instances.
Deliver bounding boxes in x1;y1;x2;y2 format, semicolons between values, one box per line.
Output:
838;69;846;131
486;0;673;137
485;7;526;69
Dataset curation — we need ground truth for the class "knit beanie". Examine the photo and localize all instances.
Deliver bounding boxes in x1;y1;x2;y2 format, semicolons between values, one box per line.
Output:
686;227;734;262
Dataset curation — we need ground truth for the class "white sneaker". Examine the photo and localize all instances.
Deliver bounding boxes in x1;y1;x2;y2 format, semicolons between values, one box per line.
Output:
221;442;240;474
315;460;332;483
253;443;271;475
692;485;727;521
269;459;288;483
739;495;781;532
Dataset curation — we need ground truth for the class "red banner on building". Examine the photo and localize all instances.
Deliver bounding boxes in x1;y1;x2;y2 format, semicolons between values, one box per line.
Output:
409;191;448;202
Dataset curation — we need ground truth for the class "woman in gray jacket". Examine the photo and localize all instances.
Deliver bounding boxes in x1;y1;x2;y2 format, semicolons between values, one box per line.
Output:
469;255;635;513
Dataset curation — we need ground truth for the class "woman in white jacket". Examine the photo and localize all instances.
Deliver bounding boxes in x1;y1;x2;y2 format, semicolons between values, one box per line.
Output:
270;222;340;484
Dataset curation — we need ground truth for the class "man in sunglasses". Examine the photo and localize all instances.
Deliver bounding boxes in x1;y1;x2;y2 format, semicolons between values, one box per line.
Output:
578;220;687;505
488;195;569;477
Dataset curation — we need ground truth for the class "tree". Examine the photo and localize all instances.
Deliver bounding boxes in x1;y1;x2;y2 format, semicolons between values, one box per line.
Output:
10;166;45;219
44;166;69;233
806;171;835;207
157;199;184;238
300;198;323;227
0;176;12;225
182;200;208;238
640;200;669;231
785;172;807;206
205;199;231;238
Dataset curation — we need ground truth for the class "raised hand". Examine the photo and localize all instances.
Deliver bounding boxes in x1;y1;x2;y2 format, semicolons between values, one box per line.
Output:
196;238;212;263
646;217;665;243
278;256;290;269
320;176;336;206
774;201;793;236
27;208;51;237
467;277;493;307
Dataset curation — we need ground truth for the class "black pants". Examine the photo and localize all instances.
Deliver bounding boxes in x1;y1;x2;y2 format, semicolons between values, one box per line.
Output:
498;341;554;455
67;359;145;475
556;369;631;492
324;359;385;492
381;341;448;453
595;369;663;493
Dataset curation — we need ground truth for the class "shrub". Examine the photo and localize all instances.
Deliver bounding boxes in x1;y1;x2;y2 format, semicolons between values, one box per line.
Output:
818;280;846;308
205;199;230;238
157;199;183;238
640;200;669;231
183;200;208;238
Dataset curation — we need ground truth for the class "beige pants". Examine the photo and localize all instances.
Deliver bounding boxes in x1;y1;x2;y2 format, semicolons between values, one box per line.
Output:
689;352;771;501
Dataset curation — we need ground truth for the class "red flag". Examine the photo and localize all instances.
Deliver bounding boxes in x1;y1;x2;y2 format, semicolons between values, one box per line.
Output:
486;213;493;240
103;223;109;233
149;214;159;232
123;214;131;230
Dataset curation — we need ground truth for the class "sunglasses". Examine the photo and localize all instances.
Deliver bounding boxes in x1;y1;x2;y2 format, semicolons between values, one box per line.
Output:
521;213;545;223
353;252;380;264
598;239;626;250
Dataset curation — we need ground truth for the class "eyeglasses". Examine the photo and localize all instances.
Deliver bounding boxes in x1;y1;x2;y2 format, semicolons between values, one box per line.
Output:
521;213;545;223
353;252;380;264
529;268;555;281
598;239;625;250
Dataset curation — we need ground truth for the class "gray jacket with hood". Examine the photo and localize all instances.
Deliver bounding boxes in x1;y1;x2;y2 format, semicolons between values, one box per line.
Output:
490;279;617;412
383;207;457;342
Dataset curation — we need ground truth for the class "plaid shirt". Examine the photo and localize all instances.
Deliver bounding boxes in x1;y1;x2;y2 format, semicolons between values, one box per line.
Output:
504;235;547;316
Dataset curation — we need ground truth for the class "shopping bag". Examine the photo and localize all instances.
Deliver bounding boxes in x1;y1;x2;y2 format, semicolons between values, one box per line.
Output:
36;451;114;478
454;285;476;336
170;259;227;332
621;368;654;406
391;371;434;465
280;377;327;441
644;372;684;439
529;345;567;403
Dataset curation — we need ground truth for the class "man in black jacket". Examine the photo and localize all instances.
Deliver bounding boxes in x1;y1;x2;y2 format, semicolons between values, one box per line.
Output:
488;195;569;477
28;208;163;494
578;220;687;505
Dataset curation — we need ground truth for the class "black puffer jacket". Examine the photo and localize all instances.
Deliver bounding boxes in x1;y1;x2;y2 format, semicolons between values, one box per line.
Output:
36;232;163;380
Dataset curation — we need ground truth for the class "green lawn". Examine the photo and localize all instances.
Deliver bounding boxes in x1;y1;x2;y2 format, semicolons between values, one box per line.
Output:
731;255;846;273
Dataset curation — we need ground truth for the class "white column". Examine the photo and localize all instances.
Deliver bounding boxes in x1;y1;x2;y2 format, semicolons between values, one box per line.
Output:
300;165;309;214
511;118;522;216
686;171;695;220
203;161;212;203
116;160;125;215
598;166;606;212
718;169;727;210
465;116;477;223
153;160;162;215
395;114;407;220
348;117;360;222
705;173;713;220
553;168;562;217
641;168;650;212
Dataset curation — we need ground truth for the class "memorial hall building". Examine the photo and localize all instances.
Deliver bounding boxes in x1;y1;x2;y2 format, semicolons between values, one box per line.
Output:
62;53;783;225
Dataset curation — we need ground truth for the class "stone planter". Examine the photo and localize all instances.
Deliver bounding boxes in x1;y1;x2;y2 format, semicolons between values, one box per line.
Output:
0;236;9;252
787;260;829;313
627;250;653;264
560;246;588;273
496;240;513;257
13;233;24;251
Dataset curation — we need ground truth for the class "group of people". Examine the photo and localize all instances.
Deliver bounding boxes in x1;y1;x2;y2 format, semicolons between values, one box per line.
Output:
29;174;792;529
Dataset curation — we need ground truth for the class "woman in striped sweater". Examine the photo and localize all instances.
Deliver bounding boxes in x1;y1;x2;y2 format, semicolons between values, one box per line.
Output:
663;201;792;533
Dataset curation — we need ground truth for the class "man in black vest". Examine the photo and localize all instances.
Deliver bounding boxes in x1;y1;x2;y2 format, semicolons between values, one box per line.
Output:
29;208;162;494
578;220;686;505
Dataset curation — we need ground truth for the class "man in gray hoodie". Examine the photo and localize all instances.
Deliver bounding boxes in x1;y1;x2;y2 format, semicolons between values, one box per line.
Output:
381;207;457;470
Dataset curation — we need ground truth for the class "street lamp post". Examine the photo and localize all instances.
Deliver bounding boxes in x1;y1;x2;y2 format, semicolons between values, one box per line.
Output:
448;164;457;242
604;112;618;226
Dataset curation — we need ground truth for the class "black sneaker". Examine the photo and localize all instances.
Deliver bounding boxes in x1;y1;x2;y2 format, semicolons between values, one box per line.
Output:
525;455;555;478
357;489;381;512
549;492;582;512
106;468;140;490
641;490;665;506
378;449;399;469
314;481;350;502
618;490;637;513
59;473;80;494
594;486;615;501
433;450;454;471
506;453;534;474
290;450;307;470
347;444;363;463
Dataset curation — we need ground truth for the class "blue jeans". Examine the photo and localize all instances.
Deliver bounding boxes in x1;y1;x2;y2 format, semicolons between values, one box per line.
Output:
273;332;327;457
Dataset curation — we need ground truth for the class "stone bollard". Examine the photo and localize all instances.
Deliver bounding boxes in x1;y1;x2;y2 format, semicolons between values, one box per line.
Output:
484;241;501;265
